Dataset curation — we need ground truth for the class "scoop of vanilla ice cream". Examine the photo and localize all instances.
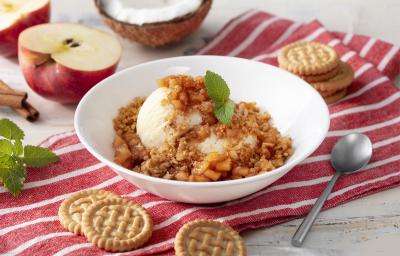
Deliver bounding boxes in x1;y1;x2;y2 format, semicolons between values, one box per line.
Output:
136;87;202;148
137;87;258;152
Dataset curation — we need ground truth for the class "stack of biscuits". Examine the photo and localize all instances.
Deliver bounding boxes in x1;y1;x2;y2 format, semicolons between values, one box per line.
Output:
278;41;354;104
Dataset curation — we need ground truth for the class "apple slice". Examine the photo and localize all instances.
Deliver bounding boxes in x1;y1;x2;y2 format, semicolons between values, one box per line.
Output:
18;23;122;103
0;0;50;57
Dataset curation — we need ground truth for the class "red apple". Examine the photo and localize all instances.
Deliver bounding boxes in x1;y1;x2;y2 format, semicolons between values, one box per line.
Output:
18;23;122;103
0;0;50;57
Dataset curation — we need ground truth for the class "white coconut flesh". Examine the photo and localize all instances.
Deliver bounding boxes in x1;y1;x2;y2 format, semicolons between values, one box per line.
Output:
100;0;203;25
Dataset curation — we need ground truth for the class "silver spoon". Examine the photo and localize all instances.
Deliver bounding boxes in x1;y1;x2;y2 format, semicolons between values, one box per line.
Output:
292;133;373;247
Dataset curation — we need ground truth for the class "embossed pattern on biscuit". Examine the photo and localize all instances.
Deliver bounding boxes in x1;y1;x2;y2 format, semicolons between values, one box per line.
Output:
175;219;246;256
278;41;339;75
82;198;153;252
58;189;119;235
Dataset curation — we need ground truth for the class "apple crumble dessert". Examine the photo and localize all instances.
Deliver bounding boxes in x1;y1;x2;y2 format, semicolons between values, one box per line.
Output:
113;72;293;182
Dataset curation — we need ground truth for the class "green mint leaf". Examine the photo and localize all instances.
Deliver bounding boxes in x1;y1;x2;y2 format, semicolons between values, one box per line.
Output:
0;165;8;177
205;70;230;103
0;157;25;196
0;164;8;182
204;71;236;125
0;153;11;165
1;166;25;196
23;145;59;167
12;140;23;156
0;120;59;196
215;99;235;125
0;139;13;155
0;119;25;141
14;156;25;168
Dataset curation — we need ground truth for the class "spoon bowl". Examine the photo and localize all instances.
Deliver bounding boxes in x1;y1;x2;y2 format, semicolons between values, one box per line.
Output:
331;133;373;173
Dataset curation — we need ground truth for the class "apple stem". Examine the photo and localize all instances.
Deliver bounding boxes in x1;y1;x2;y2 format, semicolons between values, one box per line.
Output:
34;58;53;69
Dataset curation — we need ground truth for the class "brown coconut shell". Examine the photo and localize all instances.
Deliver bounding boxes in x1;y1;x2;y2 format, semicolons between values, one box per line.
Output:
94;0;212;47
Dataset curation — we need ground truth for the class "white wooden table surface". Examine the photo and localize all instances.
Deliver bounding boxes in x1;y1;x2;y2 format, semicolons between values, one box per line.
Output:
1;0;399;255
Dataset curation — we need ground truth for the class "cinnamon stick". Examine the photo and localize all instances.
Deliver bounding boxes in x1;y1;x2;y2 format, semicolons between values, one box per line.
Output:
0;90;27;108
0;80;39;122
15;102;39;122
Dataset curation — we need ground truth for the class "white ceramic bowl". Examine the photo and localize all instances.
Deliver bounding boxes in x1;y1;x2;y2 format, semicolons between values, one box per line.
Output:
75;56;330;204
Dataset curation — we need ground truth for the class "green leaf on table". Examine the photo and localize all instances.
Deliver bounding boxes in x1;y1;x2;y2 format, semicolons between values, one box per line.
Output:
0;120;59;196
12;140;23;156
0;119;25;141
0;139;13;155
204;70;230;103
1;165;25;196
23;145;59;167
0;152;10;164
215;99;235;125
0;157;26;196
0;164;8;182
0;155;11;174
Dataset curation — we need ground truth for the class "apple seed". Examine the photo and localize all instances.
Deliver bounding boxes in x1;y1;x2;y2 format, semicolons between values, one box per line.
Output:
63;38;74;45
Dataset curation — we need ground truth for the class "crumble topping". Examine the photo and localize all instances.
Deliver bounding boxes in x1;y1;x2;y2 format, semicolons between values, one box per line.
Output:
113;75;293;181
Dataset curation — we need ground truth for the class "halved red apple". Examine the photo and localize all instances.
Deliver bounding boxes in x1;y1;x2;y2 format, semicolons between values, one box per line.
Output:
0;0;50;57
18;23;122;103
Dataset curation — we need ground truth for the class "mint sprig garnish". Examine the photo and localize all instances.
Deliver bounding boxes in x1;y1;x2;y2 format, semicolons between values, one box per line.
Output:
23;145;59;167
0;119;59;196
0;118;25;140
204;70;235;125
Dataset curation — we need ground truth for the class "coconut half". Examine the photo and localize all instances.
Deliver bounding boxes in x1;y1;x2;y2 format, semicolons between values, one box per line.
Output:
94;0;212;47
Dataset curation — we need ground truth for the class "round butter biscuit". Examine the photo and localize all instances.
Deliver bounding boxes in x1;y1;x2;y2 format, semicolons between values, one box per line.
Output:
82;198;153;252
278;41;339;75
311;62;354;92
301;64;340;83
58;189;120;235
174;219;246;256
323;88;347;104
319;88;339;97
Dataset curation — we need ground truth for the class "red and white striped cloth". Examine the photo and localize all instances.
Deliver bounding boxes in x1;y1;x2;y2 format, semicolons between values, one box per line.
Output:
1;11;399;256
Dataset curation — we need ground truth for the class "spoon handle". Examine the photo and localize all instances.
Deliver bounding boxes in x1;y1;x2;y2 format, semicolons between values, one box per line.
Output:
292;171;342;247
